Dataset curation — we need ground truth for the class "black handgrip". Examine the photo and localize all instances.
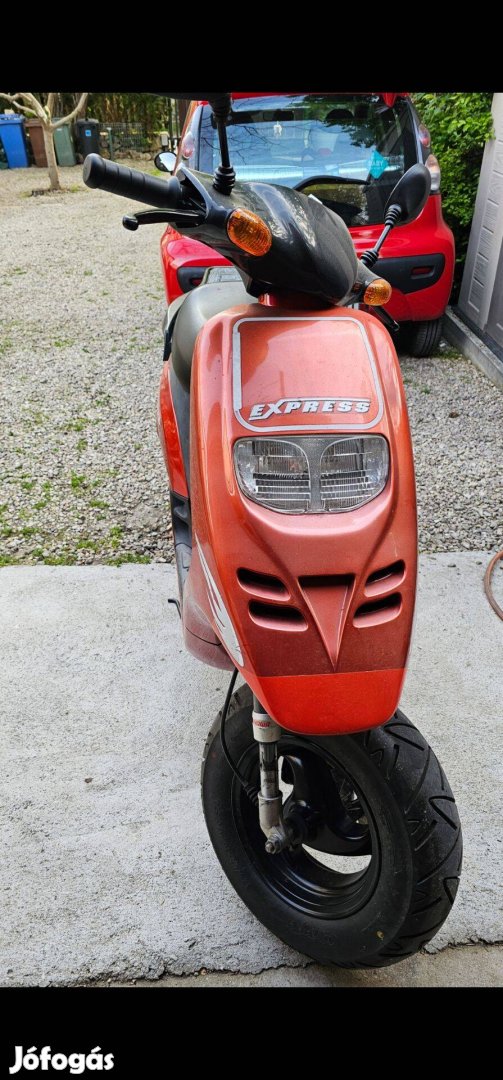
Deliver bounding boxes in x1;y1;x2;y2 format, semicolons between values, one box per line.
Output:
83;153;181;209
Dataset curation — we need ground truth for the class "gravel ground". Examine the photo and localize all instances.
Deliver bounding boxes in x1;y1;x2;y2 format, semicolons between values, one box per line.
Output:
1;163;502;565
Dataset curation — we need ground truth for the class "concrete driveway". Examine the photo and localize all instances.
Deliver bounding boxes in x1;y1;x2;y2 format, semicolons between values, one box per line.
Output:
1;553;502;986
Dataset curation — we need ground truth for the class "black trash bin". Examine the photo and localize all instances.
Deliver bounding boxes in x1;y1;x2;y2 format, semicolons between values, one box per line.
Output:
75;119;101;158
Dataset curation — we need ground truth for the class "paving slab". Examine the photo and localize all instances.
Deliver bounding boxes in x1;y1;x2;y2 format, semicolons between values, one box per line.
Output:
0;553;502;986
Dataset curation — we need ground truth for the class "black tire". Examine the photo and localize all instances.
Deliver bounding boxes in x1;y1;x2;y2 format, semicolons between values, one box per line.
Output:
405;317;444;358
201;685;462;969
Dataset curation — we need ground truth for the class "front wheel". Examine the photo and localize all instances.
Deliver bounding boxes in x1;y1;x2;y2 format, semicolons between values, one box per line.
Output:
201;685;462;968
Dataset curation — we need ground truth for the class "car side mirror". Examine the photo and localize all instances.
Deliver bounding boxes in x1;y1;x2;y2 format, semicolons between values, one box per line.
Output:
384;163;431;225
155;151;177;174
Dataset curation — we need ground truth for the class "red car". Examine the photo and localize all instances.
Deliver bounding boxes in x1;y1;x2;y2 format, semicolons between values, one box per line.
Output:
160;93;454;356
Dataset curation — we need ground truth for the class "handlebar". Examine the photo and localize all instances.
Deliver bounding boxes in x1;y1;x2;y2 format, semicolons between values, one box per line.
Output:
83;154;181;209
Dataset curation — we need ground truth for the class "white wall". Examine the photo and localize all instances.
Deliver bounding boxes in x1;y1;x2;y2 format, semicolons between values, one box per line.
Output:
458;94;503;334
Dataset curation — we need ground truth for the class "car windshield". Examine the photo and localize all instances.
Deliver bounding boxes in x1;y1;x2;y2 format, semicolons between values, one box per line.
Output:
197;94;419;227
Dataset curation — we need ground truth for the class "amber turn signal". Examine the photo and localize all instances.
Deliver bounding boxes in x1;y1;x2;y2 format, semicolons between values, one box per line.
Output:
363;278;393;305
226;208;272;256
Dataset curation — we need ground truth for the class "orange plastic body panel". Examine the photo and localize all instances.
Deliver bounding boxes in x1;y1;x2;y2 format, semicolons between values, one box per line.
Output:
182;305;417;735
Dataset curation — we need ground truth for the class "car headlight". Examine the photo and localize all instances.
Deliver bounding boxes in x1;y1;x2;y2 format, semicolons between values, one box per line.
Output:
233;435;389;514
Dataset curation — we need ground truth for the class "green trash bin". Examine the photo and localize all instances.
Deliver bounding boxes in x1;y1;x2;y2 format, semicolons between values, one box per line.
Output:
53;122;76;167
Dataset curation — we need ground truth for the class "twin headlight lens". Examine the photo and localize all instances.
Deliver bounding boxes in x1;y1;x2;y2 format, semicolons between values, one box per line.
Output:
234;435;389;514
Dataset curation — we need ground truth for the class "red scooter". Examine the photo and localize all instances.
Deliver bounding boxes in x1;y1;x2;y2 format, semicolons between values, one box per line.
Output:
83;91;462;968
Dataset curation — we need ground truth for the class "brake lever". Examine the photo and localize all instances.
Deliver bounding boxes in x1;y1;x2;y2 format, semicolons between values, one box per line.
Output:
122;209;204;231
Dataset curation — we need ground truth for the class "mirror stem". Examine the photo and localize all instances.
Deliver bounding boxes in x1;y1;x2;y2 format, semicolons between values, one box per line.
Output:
360;204;402;269
208;93;236;196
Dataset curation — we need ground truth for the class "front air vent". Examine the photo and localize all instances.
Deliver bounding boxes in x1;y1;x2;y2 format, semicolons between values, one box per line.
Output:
249;601;307;631
353;593;402;628
237;568;289;600
365;560;405;597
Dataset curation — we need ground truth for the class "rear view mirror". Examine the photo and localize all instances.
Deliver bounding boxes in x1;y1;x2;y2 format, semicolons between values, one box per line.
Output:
384;164;431;225
155;151;177;174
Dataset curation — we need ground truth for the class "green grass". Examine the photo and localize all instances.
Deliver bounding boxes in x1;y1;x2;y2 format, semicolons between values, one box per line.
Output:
70;472;86;490
34;499;49;510
21;526;37;537
1;526;13;538
76;438;88;454
76;538;101;552
441;348;463;360
107;553;151;566
21;480;35;492
25;411;47;425
89;499;109;510
109;525;123;550
64;417;91;432
44;554;77;565
53;338;75;349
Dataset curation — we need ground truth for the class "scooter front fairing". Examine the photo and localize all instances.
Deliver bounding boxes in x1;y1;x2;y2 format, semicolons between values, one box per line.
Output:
182;301;417;735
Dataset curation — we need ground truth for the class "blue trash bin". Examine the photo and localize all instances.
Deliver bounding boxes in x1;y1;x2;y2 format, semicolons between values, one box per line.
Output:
0;114;29;168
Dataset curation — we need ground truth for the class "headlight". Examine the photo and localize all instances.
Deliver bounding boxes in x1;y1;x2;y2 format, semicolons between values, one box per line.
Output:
234;436;389;514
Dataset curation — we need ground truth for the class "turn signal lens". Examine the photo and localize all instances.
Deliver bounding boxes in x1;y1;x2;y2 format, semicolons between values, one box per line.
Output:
363;279;392;306
227;209;272;256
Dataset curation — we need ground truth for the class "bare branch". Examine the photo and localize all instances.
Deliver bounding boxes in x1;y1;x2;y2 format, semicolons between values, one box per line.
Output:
52;93;89;129
46;92;56;117
0;100;36;118
0;92;47;120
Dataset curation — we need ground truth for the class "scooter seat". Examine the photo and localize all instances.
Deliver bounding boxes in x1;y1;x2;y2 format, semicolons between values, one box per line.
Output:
171;282;255;391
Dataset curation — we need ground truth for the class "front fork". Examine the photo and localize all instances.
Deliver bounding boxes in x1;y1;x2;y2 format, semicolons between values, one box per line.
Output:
253;695;293;855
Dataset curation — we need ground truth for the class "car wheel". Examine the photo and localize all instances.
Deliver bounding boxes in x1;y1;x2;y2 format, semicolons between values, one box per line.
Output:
405;317;444;358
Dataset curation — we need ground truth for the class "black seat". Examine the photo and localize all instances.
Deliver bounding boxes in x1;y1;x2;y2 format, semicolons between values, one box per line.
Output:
171;281;256;390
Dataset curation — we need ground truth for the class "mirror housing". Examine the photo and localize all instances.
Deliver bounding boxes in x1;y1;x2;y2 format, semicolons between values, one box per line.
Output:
384;163;431;225
155;150;177;174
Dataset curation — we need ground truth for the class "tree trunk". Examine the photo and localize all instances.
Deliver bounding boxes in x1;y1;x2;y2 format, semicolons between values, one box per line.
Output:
42;126;61;191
